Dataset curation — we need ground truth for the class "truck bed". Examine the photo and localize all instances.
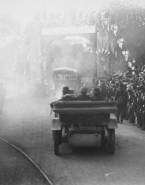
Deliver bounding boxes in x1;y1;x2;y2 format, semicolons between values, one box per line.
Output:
52;101;117;115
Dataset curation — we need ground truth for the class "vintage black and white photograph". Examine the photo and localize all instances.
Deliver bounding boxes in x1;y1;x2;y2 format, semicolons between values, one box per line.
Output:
0;0;145;184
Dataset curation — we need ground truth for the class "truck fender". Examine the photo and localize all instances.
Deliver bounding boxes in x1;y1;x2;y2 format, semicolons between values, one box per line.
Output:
107;118;118;129
51;118;61;130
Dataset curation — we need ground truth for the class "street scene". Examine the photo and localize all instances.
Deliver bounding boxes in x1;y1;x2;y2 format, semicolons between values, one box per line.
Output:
0;0;145;185
0;97;145;185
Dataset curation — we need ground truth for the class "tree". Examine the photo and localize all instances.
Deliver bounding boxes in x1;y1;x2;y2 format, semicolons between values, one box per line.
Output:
0;14;21;80
108;1;145;63
0;14;20;47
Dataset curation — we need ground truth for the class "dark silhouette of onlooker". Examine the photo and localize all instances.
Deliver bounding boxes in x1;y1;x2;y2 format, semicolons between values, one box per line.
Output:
61;86;76;101
76;87;91;101
90;87;104;101
115;83;128;123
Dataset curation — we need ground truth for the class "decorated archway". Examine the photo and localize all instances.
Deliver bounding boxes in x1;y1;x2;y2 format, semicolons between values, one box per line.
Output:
40;25;98;79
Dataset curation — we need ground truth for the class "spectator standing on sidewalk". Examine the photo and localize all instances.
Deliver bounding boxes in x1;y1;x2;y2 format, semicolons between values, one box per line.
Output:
115;83;128;123
126;88;135;124
0;82;6;114
136;86;144;128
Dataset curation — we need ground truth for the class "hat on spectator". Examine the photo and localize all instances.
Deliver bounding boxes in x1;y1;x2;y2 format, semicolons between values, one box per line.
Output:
80;87;88;93
62;86;70;94
93;87;100;93
127;86;133;92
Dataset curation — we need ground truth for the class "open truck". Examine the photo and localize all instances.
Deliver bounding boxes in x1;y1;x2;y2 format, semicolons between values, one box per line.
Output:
51;100;118;155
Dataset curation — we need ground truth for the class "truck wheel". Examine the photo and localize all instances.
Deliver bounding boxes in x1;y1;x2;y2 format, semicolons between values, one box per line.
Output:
54;131;60;155
108;129;115;155
101;130;106;150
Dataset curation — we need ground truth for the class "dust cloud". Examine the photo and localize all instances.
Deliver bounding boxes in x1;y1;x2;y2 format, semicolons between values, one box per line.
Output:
46;36;96;80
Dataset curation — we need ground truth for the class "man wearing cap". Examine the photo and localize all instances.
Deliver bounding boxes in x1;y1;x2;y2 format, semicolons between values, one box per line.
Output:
62;86;70;95
76;87;91;101
90;87;104;101
50;86;75;109
61;86;76;101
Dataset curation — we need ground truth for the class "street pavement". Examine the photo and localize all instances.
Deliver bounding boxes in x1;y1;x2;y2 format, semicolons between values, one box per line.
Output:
0;97;145;185
0;139;48;185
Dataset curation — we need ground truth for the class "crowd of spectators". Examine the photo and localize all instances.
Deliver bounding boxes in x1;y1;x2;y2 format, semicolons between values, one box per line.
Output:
98;63;145;130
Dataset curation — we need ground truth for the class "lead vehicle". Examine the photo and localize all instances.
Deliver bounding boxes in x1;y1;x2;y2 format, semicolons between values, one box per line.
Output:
51;100;118;155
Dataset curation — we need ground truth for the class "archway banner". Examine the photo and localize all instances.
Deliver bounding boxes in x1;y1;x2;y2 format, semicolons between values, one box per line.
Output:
42;26;96;35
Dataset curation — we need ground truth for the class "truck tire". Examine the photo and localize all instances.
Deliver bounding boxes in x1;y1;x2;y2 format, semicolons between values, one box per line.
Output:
108;129;115;155
54;131;60;155
101;129;106;150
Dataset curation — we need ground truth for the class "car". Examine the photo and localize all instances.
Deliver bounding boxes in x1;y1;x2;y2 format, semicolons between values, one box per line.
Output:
51;100;118;155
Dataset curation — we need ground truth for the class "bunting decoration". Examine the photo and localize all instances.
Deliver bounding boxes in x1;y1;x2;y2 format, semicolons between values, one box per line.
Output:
96;49;110;65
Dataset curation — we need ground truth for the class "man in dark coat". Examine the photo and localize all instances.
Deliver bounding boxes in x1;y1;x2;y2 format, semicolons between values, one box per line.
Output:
115;83;128;123
61;86;76;101
50;86;75;109
90;87;104;101
126;89;135;124
76;87;91;101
